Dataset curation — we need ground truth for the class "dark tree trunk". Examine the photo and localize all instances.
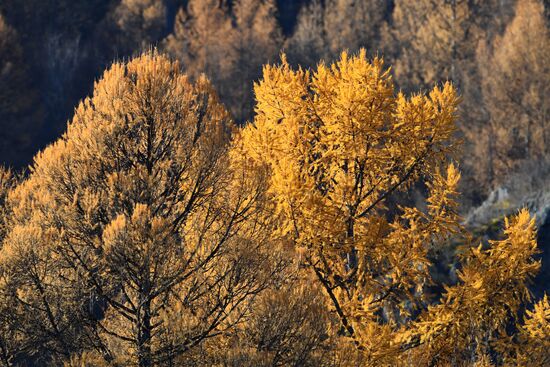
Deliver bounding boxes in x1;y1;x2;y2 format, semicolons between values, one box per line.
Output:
137;298;152;367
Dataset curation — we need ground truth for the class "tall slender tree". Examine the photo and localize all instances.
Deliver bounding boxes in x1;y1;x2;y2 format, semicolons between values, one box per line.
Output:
101;0;168;56
287;0;388;67
477;0;550;186
229;0;282;121
384;0;517;201
285;0;328;67
163;0;234;94
385;0;511;92
164;0;282;122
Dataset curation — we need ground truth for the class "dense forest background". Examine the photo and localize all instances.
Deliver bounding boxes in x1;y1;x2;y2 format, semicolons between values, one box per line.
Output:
0;1;549;365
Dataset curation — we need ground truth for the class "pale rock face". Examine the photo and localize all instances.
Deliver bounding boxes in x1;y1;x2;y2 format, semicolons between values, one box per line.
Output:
466;159;550;229
465;186;510;228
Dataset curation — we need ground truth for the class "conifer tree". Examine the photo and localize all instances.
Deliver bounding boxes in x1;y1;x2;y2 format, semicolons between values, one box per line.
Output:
285;0;328;68
236;50;544;366
229;0;282;121
0;51;275;366
0;167;19;366
287;0;387;67
102;0;167;56
499;294;550;366
165;276;359;367
1;0;110;153
384;0;517;200
323;0;387;57
163;0;282;122
385;0;511;92
163;0;234;95
477;0;550;185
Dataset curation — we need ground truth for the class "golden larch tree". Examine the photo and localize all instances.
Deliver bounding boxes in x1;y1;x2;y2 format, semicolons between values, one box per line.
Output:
229;0;282;121
498;294;550;366
163;0;282;122
235;49;543;366
285;0;327;68
163;0;234;98
0;51;276;366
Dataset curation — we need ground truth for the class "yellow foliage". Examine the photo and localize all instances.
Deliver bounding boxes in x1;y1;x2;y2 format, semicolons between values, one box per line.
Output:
0;46;544;366
236;50;542;366
0;51;276;366
498;294;550;366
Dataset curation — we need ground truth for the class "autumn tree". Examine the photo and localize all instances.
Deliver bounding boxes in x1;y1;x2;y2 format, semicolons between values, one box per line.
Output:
383;0;517;201
0;52;277;366
191;263;365;367
287;0;388;67
161;271;361;367
100;0;167;57
0;0;112;152
163;0;282;122
163;0;235;104
0;167;19;366
285;0;327;68
498;294;550;366
385;0;512;92
224;283;335;367
236;50;544;365
403;210;540;365
323;0;387;57
227;0;282;121
476;0;550;187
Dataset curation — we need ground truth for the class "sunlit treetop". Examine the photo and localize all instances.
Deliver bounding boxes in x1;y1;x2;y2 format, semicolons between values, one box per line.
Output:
234;49;541;366
1;51;276;366
238;49;459;250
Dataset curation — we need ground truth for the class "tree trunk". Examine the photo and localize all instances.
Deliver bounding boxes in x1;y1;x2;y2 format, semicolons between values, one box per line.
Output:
137;298;152;367
137;265;152;367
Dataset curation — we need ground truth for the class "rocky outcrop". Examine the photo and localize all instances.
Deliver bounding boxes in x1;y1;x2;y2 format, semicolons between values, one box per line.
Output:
464;171;550;297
